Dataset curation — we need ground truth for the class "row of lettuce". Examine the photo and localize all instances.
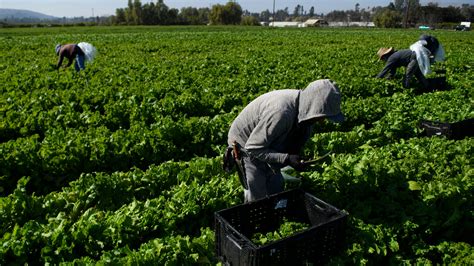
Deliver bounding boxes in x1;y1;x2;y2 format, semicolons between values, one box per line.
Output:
1;134;471;264
1;85;471;196
1;27;473;264
1;89;472;263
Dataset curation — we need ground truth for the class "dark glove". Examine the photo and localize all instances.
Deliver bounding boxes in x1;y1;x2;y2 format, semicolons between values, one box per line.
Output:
286;155;306;172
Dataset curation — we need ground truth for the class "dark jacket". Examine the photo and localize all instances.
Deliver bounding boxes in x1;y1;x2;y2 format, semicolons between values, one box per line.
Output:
377;49;428;88
376;49;415;79
419;34;439;55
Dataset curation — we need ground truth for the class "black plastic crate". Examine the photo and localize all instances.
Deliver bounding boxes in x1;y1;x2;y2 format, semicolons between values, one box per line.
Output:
420;118;474;140
215;188;348;265
427;76;447;91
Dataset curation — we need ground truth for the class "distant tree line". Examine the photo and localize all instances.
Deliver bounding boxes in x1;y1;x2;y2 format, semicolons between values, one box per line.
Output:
114;0;179;25
111;0;472;28
371;0;473;28
1;0;472;28
112;0;245;25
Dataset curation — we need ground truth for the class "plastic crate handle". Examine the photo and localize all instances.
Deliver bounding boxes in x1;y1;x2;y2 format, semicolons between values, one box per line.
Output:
226;232;245;250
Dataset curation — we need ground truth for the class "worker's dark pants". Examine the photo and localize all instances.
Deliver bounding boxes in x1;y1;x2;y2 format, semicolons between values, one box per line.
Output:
242;156;283;203
74;54;85;72
404;53;429;89
74;45;85;72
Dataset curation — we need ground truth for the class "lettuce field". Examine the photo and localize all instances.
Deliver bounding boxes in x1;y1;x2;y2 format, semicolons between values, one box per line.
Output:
0;26;473;264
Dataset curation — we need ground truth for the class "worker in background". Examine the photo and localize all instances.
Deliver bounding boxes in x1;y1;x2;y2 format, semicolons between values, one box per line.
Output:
410;35;445;76
55;42;96;72
225;79;345;203
376;47;429;90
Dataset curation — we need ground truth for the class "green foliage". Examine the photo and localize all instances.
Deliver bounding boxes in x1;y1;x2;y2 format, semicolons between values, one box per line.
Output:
251;218;310;246
209;2;243;25
373;9;403;28
241;16;260;26
0;26;472;264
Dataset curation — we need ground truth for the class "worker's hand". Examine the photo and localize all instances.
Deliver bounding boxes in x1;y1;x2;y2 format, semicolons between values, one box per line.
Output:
286;155;306;172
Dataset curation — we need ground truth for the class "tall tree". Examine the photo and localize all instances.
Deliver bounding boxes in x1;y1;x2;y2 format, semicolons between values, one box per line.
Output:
440;6;465;23
419;3;440;25
142;2;156;24
209;2;242;25
179;7;208;25
260;9;271;22
198;8;210;25
132;0;142;25
115;8;127;24
274;8;289;21
223;1;242;24
180;7;199;24
209;4;225;25
325;10;348;22
460;4;473;21
373;8;402;28
293;4;302;17
126;0;134;24
394;0;405;11
309;6;315;17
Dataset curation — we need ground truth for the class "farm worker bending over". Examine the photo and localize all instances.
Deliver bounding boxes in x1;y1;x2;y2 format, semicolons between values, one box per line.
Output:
226;79;345;203
55;42;97;72
376;47;429;90
409;34;445;76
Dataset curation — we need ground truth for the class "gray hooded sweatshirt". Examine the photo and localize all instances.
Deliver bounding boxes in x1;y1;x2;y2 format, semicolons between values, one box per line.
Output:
228;79;342;165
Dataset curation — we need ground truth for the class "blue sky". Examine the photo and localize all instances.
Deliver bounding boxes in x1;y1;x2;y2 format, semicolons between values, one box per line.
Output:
0;0;469;17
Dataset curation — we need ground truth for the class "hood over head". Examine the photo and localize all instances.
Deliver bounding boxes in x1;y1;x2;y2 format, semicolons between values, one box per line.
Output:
298;79;344;124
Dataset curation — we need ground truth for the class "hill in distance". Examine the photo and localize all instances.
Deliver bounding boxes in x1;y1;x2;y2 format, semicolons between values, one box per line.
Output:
0;8;58;20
